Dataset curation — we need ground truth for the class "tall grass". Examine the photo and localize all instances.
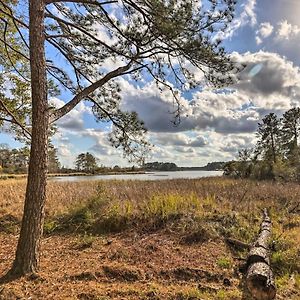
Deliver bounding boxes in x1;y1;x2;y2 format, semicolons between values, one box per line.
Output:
1;177;300;286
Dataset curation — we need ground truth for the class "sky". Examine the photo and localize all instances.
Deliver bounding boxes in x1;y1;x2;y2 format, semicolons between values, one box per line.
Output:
2;0;300;168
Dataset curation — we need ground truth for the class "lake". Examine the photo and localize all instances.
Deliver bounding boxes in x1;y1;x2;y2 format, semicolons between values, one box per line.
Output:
51;170;223;182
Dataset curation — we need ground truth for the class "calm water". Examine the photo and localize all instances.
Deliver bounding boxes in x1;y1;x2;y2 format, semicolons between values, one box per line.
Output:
51;170;223;182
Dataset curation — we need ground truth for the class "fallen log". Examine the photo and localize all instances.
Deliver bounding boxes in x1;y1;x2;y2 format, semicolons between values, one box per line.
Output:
246;208;276;300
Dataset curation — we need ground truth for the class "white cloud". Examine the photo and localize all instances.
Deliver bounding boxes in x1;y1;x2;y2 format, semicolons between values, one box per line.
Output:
50;97;91;132
232;51;300;106
121;51;300;137
51;50;300;167
215;0;257;41
255;22;273;44
276;20;300;40
151;132;207;148
258;22;274;38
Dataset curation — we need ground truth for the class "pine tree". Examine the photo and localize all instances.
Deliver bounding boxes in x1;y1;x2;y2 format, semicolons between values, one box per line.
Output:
256;113;281;164
75;152;97;173
1;0;238;276
48;144;61;173
75;153;86;171
281;108;300;160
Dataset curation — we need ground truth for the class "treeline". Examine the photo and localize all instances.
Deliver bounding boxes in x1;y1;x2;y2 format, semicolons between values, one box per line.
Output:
144;161;225;171
224;108;300;181
144;162;178;171
74;152;140;174
200;162;225;171
0;144;60;174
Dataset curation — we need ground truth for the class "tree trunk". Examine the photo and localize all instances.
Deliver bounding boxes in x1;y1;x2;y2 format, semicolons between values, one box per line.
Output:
246;209;276;300
271;133;276;164
9;0;48;276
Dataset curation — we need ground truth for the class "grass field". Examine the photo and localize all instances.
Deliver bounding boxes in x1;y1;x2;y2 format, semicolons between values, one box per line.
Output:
0;177;299;299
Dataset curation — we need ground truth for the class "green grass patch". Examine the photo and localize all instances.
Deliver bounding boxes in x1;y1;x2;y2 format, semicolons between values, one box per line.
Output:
216;256;232;269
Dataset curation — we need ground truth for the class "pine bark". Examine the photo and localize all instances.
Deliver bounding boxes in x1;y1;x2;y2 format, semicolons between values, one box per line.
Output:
9;0;48;276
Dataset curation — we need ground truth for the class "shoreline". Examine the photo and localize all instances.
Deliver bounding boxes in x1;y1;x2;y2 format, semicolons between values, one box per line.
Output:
0;171;147;180
0;170;222;181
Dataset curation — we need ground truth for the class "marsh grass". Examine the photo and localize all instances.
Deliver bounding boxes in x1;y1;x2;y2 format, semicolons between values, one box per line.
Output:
1;177;300;285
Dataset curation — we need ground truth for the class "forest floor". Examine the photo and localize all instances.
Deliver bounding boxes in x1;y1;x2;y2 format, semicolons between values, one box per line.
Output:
0;177;299;299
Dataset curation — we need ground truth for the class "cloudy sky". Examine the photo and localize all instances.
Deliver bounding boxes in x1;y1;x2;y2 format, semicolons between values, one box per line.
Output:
2;0;300;167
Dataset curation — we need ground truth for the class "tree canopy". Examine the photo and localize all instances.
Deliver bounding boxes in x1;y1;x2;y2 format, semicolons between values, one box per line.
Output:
1;0;238;161
75;152;98;173
224;108;300;181
0;0;31;140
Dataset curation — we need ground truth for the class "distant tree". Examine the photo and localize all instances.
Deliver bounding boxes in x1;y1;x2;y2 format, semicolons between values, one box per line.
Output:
48;144;60;173
223;150;253;178
281;108;300;159
144;161;178;171
13;146;30;172
84;152;98;173
237;148;254;178
0;144;61;174
204;161;225;171
223;161;239;177
225;110;300;180
0;145;30;173
75;152;98;173
0;144;11;169
75;153;86;171
256;113;281;164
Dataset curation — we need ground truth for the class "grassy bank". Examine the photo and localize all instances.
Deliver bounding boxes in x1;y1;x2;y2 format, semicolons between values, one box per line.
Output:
0;177;299;299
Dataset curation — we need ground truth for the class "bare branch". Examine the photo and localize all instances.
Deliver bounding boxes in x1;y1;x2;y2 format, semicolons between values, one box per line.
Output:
0;117;14;123
45;34;69;39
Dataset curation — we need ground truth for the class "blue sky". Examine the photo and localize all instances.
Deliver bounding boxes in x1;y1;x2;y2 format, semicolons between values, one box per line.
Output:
2;0;300;167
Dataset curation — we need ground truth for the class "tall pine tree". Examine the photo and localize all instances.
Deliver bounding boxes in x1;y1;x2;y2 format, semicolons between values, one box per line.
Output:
1;0;238;276
256;113;281;164
281;108;300;160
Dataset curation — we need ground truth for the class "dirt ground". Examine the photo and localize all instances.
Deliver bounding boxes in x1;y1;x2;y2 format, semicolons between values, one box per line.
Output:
0;230;249;300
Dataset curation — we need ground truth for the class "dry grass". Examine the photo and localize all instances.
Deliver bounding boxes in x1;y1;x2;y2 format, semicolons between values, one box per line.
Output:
0;179;98;218
1;177;300;218
0;177;300;299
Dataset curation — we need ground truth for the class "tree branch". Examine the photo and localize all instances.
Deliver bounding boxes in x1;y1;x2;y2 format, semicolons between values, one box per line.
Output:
46;37;92;87
0;2;29;29
0;36;30;61
44;11;129;59
0;3;29;49
45;0;117;5
2;21;30;82
142;63;181;125
0;99;31;138
49;60;136;123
